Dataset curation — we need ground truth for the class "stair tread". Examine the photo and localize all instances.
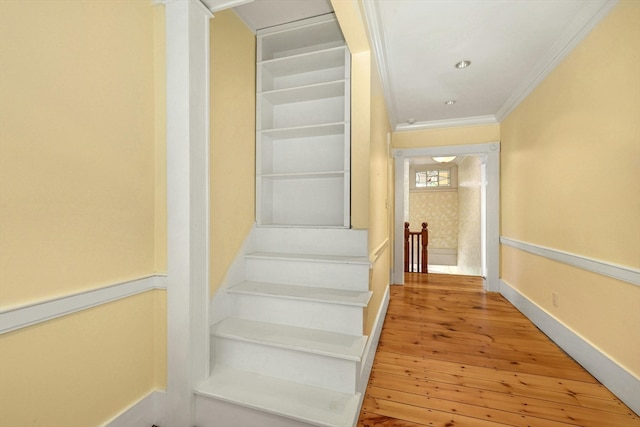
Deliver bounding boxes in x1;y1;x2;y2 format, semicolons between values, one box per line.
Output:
211;317;367;361
229;281;372;306
247;251;370;265
196;366;360;427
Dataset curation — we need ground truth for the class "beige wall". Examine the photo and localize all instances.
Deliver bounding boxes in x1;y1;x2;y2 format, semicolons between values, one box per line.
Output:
457;156;482;275
501;0;640;377
209;10;256;296
333;0;393;335
365;52;392;335
0;1;166;425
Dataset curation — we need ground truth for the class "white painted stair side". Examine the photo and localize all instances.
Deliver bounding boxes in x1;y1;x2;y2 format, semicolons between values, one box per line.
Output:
246;252;370;291
228;281;371;334
195;366;361;427
210;317;366;393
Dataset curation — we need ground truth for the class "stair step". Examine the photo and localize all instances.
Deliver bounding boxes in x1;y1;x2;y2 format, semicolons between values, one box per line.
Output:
229;281;372;306
247;251;370;265
211;317;366;361
255;227;368;257
196;366;361;427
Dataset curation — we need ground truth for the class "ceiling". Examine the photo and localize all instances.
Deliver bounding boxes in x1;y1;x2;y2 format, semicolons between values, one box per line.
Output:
231;0;617;132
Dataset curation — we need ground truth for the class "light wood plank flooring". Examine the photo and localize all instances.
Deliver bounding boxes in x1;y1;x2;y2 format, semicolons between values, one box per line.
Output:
358;273;640;426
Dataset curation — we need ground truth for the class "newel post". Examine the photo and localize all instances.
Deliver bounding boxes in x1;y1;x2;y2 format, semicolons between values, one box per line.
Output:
421;222;428;273
404;222;410;273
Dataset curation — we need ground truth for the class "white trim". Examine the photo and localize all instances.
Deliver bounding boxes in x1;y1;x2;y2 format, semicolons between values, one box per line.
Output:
0;275;166;335
500;237;640;286
495;0;618;122
104;390;167;427
361;0;398;130
395;115;497;132
499;279;640;416
393;143;500;292
164;0;212;425
209;224;257;327
201;0;253;13
357;284;390;410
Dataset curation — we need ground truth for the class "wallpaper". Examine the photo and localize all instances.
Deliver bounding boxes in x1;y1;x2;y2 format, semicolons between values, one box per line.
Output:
457;156;482;275
409;191;458;249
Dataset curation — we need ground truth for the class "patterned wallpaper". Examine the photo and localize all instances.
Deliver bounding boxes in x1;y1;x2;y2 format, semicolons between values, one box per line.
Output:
457;156;482;275
409;191;458;249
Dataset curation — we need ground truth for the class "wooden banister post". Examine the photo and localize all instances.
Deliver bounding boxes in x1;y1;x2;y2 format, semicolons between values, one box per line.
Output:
404;222;410;272
421;222;428;273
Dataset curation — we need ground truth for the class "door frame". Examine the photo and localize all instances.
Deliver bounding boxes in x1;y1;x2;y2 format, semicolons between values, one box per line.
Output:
392;142;500;291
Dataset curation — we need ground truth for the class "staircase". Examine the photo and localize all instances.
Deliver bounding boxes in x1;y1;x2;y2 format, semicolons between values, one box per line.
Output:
195;227;371;427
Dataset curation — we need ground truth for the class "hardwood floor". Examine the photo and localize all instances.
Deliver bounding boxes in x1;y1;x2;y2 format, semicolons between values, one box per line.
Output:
358;273;640;427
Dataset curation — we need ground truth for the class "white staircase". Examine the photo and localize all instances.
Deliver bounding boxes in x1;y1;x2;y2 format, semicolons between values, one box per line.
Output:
195;227;371;427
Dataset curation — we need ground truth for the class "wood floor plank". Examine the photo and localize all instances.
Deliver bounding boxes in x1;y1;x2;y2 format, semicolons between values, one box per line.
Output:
366;386;578;427
370;361;626;412
358;273;640;427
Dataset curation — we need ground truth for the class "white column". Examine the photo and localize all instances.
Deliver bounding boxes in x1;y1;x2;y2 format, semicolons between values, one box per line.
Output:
163;0;211;425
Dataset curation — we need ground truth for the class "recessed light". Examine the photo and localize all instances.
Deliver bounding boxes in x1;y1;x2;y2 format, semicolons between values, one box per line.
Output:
455;60;471;69
445;100;456;105
407;118;416;124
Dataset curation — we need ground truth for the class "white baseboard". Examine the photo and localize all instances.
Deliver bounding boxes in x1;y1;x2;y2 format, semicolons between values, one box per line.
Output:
428;248;457;266
500;279;640;416
104;389;166;427
357;285;390;412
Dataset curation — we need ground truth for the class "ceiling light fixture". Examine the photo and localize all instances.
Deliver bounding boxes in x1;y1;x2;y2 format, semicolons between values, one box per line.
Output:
455;60;471;69
407;118;416;124
433;156;456;163
445;100;456;105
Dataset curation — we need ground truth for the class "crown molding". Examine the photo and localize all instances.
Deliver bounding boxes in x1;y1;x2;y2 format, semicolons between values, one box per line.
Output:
152;0;252;14
495;0;618;122
395;115;498;132
361;0;398;130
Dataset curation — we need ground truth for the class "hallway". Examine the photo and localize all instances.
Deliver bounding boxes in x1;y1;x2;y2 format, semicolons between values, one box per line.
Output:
358;273;640;426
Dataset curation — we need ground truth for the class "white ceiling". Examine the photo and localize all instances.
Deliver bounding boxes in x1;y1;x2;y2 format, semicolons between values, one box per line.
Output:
232;0;617;132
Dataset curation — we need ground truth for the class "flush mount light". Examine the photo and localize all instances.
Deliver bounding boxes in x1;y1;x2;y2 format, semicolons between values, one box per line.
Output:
433;156;456;163
455;60;471;69
407;118;416;124
445;100;456;105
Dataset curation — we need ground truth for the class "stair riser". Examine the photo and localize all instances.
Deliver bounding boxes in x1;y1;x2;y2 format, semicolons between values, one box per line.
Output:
229;294;364;335
246;258;369;291
256;227;368;256
211;338;359;394
195;396;318;427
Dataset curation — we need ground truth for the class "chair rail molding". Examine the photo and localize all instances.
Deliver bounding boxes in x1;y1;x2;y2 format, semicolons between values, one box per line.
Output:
0;275;167;335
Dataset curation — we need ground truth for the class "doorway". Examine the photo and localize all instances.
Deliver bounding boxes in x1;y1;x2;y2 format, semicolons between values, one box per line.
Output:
392;142;500;291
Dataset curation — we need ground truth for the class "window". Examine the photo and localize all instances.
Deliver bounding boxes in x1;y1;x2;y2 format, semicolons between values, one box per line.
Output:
416;169;451;188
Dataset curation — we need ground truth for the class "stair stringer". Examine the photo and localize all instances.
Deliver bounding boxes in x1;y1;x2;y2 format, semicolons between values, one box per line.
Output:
208;223;257;327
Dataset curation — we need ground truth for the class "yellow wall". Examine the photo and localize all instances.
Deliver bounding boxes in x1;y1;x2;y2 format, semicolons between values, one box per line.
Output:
209;9;256;296
334;0;393;335
501;0;640;377
392;124;500;149
0;1;166;425
0;0;156;306
0;291;165;426
365;53;392;335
